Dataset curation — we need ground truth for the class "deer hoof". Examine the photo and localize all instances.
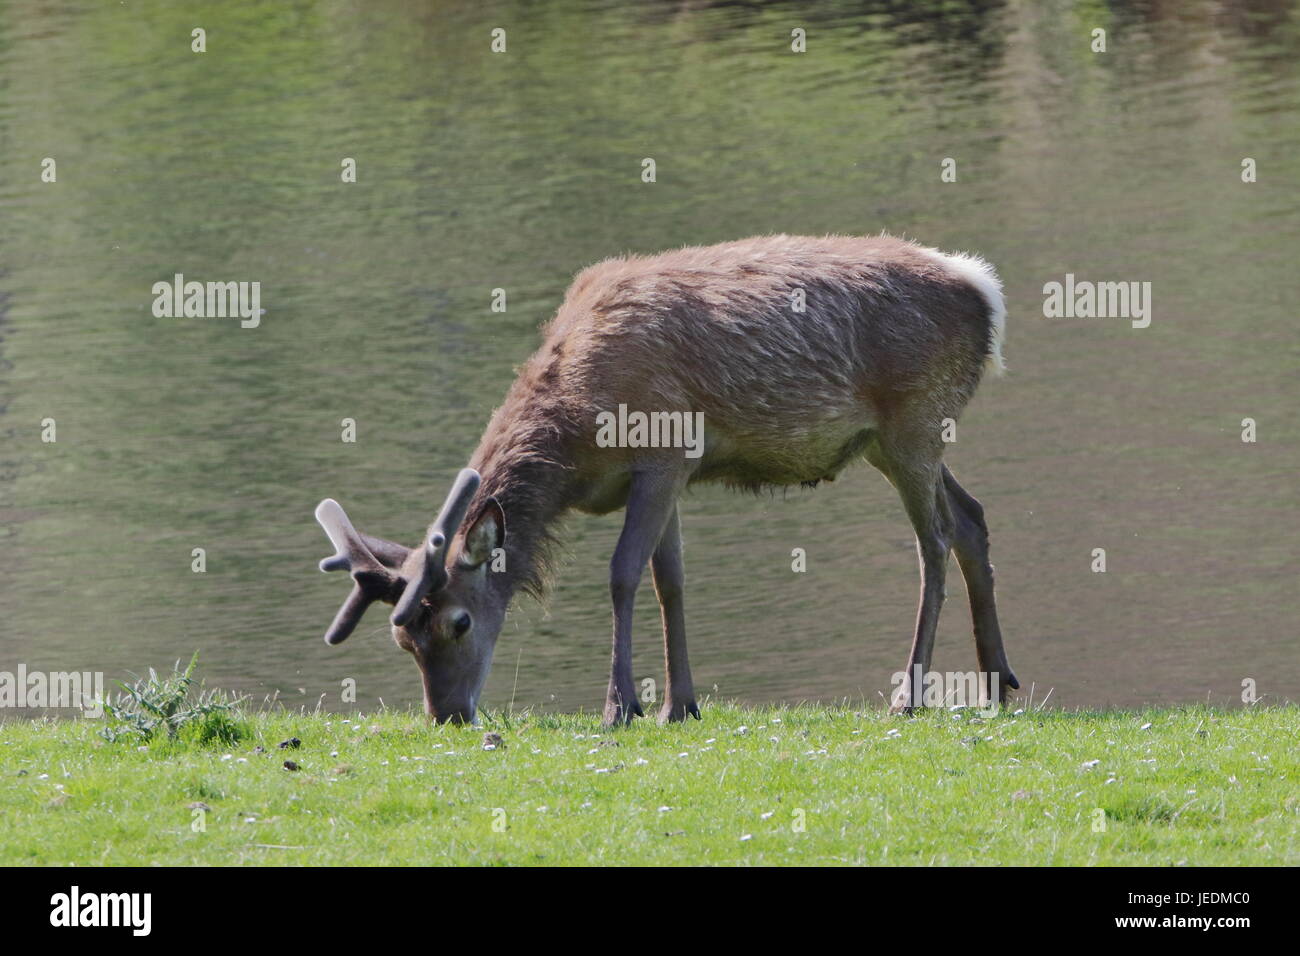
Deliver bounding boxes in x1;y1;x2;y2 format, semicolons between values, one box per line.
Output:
988;670;1020;707
658;699;701;724
601;697;644;728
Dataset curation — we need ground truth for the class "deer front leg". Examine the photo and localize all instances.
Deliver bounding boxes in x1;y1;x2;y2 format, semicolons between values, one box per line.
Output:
603;471;680;728
652;505;699;724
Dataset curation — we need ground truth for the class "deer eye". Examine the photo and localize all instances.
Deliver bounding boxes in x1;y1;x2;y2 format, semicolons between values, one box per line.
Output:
450;611;472;638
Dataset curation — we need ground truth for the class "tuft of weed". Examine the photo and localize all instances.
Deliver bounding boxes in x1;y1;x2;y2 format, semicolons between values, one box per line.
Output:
99;652;246;745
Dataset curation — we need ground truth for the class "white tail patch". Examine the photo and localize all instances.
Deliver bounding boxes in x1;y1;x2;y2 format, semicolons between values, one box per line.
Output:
923;247;1007;375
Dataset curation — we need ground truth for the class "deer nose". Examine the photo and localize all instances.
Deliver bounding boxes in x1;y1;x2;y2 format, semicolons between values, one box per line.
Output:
425;694;476;725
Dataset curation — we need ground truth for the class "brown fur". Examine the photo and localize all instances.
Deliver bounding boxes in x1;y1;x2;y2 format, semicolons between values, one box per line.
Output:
318;233;1015;725
465;233;995;596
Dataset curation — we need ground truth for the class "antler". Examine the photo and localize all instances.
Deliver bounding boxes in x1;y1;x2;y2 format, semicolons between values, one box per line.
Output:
391;468;482;627
315;499;402;645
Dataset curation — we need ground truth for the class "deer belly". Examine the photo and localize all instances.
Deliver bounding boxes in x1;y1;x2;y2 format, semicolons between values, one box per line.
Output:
697;426;875;488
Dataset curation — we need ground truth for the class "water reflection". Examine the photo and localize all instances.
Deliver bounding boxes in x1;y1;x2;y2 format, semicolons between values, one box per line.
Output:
1;0;1296;714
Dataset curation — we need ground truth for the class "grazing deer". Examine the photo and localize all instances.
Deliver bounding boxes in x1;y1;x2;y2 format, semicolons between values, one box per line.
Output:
314;234;1018;726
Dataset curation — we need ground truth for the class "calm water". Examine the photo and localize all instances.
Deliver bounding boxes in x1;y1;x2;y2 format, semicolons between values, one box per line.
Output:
1;0;1297;716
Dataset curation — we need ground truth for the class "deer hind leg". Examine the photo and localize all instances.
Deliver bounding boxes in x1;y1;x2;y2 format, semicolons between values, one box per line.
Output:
652;505;699;724
603;470;681;728
943;464;1019;706
865;427;954;714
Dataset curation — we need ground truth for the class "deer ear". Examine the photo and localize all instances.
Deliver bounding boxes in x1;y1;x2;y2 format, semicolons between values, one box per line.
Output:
462;497;505;567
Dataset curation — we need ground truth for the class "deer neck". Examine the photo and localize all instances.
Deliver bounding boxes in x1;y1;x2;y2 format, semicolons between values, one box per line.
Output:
467;429;578;603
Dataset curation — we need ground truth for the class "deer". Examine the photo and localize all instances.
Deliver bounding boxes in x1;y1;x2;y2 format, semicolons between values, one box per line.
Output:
313;234;1019;727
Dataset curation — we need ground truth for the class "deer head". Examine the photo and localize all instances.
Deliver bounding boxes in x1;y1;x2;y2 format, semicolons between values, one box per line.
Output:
315;468;507;724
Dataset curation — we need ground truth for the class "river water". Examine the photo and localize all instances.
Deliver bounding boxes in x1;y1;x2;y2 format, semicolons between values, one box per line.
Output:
1;0;1297;715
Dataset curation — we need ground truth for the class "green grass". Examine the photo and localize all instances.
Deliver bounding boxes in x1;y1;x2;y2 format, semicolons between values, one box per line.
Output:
1;703;1296;865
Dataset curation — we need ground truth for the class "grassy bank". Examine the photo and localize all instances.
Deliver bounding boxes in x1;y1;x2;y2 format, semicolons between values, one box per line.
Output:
1;703;1296;865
